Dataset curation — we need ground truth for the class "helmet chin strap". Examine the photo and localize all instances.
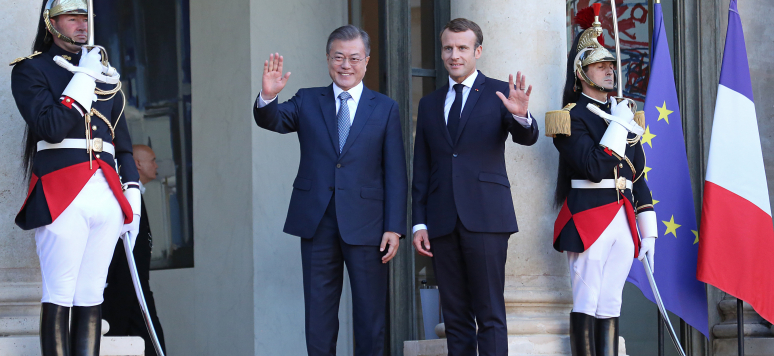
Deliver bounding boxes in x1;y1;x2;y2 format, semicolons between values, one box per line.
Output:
575;69;616;93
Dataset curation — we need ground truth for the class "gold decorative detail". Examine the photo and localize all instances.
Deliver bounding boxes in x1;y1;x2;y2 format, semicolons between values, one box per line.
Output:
89;108;115;139
9;51;42;66
616;176;627;190
48;0;88;18
92;138;103;152
61;55;71;61
636;204;654;212
544;103;576;137
624;155;636;178
633;111;645;130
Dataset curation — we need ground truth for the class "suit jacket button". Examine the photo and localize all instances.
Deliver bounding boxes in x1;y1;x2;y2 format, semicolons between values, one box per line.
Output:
619;163;623;168
329;187;334;191
92;125;97;131
453;153;458;157
336;164;342;168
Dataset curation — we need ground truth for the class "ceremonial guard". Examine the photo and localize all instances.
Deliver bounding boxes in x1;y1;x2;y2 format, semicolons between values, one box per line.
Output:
545;4;658;356
10;1;141;355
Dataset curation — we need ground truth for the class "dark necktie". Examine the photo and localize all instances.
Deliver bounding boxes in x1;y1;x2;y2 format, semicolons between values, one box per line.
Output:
447;84;464;139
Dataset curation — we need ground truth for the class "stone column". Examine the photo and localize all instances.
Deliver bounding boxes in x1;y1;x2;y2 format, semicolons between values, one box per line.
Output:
447;1;622;354
0;0;45;346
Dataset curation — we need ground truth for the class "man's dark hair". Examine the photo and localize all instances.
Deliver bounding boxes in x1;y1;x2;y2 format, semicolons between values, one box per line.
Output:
326;25;370;56
441;18;484;48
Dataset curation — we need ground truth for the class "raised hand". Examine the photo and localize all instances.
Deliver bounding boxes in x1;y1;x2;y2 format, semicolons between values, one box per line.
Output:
495;71;532;117
261;53;291;100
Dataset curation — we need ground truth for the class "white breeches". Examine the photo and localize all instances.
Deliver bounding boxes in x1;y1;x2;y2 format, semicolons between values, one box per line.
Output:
34;170;123;307
567;206;634;319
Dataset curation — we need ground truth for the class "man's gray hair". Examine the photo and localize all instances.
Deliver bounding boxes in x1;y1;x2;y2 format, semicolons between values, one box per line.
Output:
326;25;371;57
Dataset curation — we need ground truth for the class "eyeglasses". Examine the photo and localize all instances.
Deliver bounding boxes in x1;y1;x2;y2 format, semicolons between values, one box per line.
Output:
330;55;366;66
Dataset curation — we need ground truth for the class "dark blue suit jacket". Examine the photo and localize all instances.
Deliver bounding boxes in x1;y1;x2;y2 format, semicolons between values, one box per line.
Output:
412;71;539;238
253;84;407;246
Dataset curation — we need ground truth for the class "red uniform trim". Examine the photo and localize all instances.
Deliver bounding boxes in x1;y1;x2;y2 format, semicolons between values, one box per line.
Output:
36;160;133;224
573;201;622;250
552;197;642;258
97;159;133;224
61;96;74;109
553;199;572;243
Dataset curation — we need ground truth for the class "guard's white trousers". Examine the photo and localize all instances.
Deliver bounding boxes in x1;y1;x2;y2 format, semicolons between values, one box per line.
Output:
567;206;634;319
34;170;123;307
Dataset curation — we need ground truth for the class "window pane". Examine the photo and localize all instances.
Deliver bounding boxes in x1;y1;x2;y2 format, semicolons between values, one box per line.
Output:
95;0;194;269
411;0;436;70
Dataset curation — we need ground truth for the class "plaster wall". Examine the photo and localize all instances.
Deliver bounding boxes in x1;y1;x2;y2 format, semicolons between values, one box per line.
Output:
249;1;351;354
0;0;45;337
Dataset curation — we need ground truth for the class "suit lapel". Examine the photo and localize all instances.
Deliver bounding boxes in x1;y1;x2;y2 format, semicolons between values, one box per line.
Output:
339;86;376;158
319;85;340;154
436;84;454;147
454;71;486;144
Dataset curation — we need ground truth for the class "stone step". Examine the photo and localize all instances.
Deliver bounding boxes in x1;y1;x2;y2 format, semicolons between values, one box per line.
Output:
404;336;628;356
0;335;145;356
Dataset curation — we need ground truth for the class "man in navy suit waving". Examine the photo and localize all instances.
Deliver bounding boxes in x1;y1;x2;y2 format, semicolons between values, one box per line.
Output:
253;25;407;356
412;18;539;356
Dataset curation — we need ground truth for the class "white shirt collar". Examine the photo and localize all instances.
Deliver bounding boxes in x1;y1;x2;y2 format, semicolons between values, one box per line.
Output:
332;81;364;103
139;181;146;195
582;92;608;105
448;70;479;92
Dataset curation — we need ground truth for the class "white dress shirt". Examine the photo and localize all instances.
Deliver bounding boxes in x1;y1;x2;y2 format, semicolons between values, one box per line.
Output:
256;81;364;125
413;71;533;235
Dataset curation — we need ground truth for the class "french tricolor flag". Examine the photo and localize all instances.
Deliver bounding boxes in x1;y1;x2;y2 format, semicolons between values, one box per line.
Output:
697;0;774;323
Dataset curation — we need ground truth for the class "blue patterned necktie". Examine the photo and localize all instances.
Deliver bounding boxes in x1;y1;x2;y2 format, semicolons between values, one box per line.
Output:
337;91;352;153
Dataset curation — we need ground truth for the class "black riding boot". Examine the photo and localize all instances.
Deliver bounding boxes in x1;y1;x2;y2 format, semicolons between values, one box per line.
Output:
40;303;71;356
570;312;596;356
70;305;102;356
595;317;619;356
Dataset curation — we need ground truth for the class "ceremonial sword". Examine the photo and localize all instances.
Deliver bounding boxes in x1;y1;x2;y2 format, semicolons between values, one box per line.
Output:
609;1;687;355
122;234;166;356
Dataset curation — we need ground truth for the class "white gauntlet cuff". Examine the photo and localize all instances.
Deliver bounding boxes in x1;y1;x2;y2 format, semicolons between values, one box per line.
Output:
637;210;658;239
62;73;97;112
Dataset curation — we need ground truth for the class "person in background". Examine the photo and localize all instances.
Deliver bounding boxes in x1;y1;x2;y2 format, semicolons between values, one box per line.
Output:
102;144;166;355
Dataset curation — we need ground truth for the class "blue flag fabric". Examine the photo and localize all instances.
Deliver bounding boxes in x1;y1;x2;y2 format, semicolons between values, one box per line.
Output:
625;3;709;337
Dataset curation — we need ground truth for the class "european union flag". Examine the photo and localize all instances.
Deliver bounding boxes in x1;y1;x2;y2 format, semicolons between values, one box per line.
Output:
625;2;709;337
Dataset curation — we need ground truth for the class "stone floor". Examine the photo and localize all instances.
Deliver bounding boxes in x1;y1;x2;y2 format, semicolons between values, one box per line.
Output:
0;334;144;356
404;336;628;356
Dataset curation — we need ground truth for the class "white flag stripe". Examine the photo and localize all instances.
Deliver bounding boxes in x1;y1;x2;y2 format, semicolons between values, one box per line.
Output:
705;84;771;216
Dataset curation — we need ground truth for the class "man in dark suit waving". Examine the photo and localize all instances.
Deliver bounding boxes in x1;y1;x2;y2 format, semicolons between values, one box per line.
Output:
412;18;539;356
253;25;407;356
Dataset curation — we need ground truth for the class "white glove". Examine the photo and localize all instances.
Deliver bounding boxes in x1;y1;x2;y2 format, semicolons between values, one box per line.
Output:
636;210;657;272
587;98;644;136
61;47;102;112
638;236;656;273
120;188;142;251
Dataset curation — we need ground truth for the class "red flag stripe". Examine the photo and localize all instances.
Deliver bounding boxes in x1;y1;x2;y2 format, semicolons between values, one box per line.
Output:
698;181;774;323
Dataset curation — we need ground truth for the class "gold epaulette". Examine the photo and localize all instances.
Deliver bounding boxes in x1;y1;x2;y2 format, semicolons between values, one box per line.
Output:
545;103;576;137
634;111;645;130
9;51;42;66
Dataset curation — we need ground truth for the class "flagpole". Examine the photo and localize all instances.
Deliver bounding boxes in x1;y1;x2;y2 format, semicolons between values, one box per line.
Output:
738;298;744;356
658;311;665;356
